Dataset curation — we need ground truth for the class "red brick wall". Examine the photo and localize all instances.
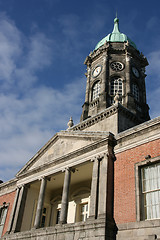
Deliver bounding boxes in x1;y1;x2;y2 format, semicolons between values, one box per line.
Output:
0;191;16;236
114;139;160;224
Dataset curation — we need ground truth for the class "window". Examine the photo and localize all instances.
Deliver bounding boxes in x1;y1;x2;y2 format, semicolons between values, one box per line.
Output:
56;209;61;224
0;205;8;237
71;187;90;223
110;77;123;104
92;81;101;101
132;83;139;101
141;163;160;220
110;62;124;71
40;207;47;228
31;202;49;228
80;203;89;222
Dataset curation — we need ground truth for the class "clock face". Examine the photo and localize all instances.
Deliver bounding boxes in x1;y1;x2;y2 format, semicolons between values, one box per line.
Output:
132;67;139;78
92;65;102;77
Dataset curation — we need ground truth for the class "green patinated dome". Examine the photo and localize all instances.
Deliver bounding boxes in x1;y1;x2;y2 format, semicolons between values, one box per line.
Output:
95;17;137;50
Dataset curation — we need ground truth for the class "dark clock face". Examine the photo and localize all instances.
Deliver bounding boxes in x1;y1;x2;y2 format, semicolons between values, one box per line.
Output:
92;65;102;77
132;67;139;78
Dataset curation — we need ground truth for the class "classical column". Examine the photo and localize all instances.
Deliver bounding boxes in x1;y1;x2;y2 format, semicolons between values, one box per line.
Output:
89;156;100;219
101;54;107;93
125;53;131;94
85;65;91;103
34;177;47;229
99;55;107;110
7;187;20;233
98;151;115;220
11;185;28;232
60;167;71;224
98;153;108;218
125;52;132;108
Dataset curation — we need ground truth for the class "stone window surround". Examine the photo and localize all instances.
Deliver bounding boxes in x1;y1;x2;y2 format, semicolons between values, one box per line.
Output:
135;155;160;222
91;80;101;101
0;202;9;237
132;83;140;102
108;76;125;105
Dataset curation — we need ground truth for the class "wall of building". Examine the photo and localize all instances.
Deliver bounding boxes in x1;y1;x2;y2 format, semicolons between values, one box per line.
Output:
114;138;160;224
0;191;16;237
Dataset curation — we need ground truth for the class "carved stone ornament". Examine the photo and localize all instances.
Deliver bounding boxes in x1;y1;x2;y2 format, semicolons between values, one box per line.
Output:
67;117;74;129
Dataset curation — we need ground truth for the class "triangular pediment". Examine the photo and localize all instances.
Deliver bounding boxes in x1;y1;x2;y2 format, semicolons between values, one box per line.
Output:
17;130;108;177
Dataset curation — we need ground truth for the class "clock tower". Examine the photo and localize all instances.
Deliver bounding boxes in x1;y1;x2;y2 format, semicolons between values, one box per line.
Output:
80;17;150;128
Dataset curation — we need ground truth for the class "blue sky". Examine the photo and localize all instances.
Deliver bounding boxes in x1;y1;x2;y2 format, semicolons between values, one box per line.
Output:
0;0;160;181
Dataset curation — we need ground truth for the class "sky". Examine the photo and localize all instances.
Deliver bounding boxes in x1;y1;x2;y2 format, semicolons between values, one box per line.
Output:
0;0;160;181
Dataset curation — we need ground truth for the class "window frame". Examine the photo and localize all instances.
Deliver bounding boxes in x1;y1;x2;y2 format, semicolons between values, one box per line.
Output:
132;83;140;102
79;202;89;222
0;203;9;237
91;80;101;101
135;156;160;221
110;76;123;104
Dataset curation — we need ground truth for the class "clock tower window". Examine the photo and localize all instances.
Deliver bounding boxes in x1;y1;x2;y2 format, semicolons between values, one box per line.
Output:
132;83;139;102
92;81;101;101
110;77;123;104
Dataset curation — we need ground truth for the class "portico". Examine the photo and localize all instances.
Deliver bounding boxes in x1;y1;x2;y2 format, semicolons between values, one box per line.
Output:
5;131;117;240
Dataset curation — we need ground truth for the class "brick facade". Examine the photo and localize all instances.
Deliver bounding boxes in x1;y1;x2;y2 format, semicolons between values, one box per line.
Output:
0;191;16;237
114;139;160;224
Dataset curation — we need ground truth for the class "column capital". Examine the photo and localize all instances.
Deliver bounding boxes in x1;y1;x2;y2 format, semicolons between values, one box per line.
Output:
91;153;106;162
62;167;75;173
17;184;25;189
38;176;50;181
17;184;30;190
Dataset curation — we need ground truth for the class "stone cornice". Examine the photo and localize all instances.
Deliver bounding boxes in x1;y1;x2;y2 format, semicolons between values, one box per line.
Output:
84;41;148;67
115;116;160;153
16;131;110;178
71;103;140;131
0;178;17;195
16;133;115;180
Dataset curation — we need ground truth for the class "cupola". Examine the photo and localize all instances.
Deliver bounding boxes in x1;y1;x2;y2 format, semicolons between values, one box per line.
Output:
95;17;137;50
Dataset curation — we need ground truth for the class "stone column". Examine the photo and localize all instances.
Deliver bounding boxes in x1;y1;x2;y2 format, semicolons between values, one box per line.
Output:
80;65;91;121
125;52;132;108
85;66;91;103
98;151;115;219
34;177;47;229
60;167;71;224
89;156;100;219
7;187;20;233
11;185;28;232
99;55;107;110
125;53;131;94
101;54;107;93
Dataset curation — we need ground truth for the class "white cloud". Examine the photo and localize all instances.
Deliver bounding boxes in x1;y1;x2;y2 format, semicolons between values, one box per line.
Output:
147;50;160;76
146;50;160;118
0;13;53;91
0;14;22;84
0;13;85;182
0;78;85;181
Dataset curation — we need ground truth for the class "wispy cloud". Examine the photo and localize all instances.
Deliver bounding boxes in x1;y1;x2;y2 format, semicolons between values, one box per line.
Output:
146;50;160;118
0;13;85;181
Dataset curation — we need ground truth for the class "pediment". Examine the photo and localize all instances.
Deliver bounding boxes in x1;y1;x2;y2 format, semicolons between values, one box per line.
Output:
17;130;107;177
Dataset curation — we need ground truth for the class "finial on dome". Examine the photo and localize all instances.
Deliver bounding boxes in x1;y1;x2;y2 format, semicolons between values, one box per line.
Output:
67;117;74;129
113;16;120;33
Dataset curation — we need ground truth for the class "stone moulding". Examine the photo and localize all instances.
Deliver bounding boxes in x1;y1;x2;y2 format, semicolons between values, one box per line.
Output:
2;217;117;240
70;103;140;132
16;133;115;181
